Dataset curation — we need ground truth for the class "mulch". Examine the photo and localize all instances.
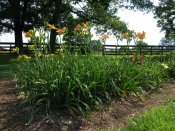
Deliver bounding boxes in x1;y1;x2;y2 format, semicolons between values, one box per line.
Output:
0;79;175;131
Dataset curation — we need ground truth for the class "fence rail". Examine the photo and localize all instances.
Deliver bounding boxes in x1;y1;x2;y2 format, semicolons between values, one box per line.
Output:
1;42;175;55
0;42;62;54
0;42;31;54
0;42;92;54
102;45;175;55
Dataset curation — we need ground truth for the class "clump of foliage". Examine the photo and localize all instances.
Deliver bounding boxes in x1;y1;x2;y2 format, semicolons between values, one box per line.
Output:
15;24;169;123
155;0;175;39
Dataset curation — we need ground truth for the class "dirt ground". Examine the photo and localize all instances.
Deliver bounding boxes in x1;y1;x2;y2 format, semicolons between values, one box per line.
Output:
0;79;175;131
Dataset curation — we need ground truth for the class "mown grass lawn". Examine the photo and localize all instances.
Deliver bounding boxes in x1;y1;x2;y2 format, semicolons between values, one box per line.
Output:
102;99;175;131
120;101;175;131
0;54;17;78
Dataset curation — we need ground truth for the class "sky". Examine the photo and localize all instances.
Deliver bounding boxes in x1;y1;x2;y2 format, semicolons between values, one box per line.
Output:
0;0;165;45
99;8;165;45
103;0;165;45
115;8;165;45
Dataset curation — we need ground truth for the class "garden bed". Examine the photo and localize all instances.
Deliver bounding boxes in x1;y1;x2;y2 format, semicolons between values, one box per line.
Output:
0;78;175;131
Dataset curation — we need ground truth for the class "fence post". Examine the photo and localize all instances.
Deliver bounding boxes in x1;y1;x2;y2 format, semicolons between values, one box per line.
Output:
139;46;142;55
151;46;152;55
102;45;104;55
161;46;163;55
10;43;11;54
115;45;118;56
27;43;29;52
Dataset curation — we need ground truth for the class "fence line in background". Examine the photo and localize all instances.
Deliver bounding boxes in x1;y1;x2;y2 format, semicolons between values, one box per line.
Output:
0;42;84;54
0;42;175;55
102;45;175;55
0;42;62;54
0;42;32;54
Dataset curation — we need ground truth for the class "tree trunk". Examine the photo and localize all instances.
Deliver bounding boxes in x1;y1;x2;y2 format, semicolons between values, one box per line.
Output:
49;0;62;53
14;0;23;54
50;29;57;53
14;22;23;53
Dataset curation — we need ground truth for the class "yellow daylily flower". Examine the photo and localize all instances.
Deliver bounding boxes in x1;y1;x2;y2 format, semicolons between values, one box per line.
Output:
45;54;55;59
161;63;169;69
13;47;19;53
28;45;35;50
82;22;89;29
121;32;129;39
17;55;31;61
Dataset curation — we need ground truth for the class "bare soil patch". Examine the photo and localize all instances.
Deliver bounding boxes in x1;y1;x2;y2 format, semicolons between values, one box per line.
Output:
0;79;175;131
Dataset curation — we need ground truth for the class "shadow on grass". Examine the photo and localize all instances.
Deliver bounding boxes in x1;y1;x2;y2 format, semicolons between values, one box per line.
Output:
0;54;18;78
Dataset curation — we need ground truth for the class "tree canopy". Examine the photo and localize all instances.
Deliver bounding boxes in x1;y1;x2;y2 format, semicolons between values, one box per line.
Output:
159;37;175;46
0;0;45;52
155;0;175;39
0;0;154;52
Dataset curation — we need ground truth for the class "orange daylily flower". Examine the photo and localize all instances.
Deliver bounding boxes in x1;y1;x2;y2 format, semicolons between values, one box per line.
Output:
74;24;81;31
56;27;67;34
131;53;136;62
48;23;56;30
136;31;146;39
138;54;143;65
25;30;32;38
102;34;109;40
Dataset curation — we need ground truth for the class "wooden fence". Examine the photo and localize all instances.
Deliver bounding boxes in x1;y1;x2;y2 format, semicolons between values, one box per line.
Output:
0;42;30;54
0;42;62;54
0;42;91;54
1;42;175;55
102;45;175;55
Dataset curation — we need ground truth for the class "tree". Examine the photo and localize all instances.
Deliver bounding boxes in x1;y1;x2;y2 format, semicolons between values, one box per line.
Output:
0;0;154;53
1;0;23;52
47;0;154;53
0;0;44;53
159;38;175;46
45;0;128;53
155;0;175;39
